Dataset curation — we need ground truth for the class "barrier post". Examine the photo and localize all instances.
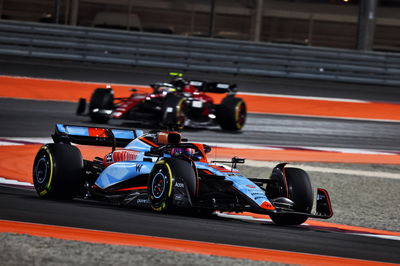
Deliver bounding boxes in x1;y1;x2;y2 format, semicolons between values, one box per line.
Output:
357;0;378;51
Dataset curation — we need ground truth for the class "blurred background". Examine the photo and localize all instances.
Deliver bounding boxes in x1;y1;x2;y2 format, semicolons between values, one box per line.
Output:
0;0;399;52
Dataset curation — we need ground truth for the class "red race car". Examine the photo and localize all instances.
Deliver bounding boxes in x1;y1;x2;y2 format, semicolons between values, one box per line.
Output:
77;73;247;131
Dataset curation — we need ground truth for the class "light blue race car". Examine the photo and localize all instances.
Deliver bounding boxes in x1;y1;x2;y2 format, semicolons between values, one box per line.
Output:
32;124;333;225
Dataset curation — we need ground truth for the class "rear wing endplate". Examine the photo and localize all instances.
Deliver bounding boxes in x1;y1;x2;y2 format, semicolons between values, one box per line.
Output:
52;124;143;148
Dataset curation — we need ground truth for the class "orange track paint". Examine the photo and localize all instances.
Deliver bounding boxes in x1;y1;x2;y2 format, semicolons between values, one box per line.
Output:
0;76;151;102
0;219;396;266
0;144;113;183
2;76;400;121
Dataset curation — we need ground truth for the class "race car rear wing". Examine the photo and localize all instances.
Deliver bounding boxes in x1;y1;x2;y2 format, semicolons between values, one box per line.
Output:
189;81;237;94
52;124;143;148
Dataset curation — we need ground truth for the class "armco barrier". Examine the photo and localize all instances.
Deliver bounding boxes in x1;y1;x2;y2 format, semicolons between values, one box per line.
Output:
0;19;400;86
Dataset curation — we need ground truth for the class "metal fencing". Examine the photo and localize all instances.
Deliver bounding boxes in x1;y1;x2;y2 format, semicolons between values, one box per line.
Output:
1;19;400;86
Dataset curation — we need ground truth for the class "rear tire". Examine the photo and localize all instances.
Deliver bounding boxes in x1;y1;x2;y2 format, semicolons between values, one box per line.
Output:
33;144;84;200
269;167;313;225
89;88;114;123
161;95;186;130
216;96;246;131
148;158;197;212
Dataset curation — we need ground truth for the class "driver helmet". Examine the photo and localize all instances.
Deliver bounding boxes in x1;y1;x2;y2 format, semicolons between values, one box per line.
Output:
170;77;188;91
171;147;194;157
157;83;176;94
170;147;203;161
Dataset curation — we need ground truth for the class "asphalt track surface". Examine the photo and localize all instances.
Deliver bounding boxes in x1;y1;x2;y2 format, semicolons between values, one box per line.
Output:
1;58;400;264
1;98;400;152
0;185;399;264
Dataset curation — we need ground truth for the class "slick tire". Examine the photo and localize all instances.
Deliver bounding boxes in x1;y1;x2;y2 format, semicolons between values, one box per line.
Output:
269;167;313;225
33;144;84;200
216;96;246;131
89;88;114;123
161;95;186;130
148;158;197;212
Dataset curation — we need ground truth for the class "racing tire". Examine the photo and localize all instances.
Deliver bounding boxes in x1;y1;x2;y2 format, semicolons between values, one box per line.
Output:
148;158;197;212
89;88;114;123
269;167;313;225
216;96;246;131
33;144;84;200
161;95;186;130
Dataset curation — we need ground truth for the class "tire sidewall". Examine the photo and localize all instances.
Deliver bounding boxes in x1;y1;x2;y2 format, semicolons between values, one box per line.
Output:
148;160;174;211
148;158;198;211
269;167;313;225
32;144;84;199
33;145;54;197
162;96;186;129
217;97;246;130
89;88;114;123
285;167;313;213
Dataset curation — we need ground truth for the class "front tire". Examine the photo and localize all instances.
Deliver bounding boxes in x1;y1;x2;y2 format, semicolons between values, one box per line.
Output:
216;96;246;131
269;167;313;225
33;144;84;200
148;158;197;212
89;88;114;123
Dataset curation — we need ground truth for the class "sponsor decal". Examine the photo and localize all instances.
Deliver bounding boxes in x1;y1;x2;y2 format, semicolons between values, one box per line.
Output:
192;101;203;108
105;153;113;163
88;128;108;138
246;184;256;189
255;196;268;200
136;164;143;172
250;192;265;196
174;182;185;188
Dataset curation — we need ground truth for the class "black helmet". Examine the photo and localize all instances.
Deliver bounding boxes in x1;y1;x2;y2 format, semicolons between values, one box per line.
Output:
170;77;187;90
169;72;187;90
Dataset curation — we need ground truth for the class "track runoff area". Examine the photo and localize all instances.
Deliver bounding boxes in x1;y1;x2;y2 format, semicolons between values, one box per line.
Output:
1;75;400;265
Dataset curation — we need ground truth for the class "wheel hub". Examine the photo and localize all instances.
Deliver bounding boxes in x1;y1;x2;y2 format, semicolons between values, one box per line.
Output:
35;157;48;184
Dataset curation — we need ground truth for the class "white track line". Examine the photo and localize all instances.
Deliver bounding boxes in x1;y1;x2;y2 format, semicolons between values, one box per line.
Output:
0;177;33;187
0;137;52;145
238;91;369;103
0;141;23;146
349;233;400;241
250;112;400;123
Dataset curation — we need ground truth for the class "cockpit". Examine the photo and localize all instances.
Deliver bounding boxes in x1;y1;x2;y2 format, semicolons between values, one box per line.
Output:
137;131;211;162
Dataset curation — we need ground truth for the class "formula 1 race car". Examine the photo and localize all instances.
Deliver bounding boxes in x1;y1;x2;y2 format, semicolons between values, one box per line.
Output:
32;124;333;225
76;73;246;131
